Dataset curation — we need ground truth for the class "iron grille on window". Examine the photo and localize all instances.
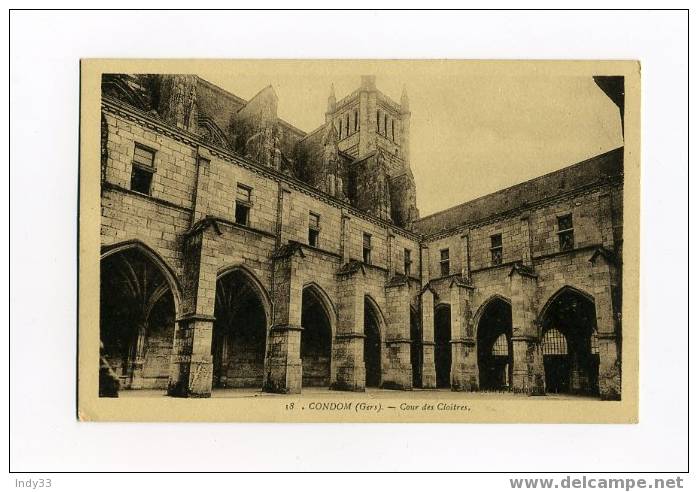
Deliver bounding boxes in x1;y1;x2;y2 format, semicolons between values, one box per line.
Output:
439;249;450;277
490;234;503;266
308;212;320;247
363;233;372;265
590;330;599;355
491;334;509;356
235;184;252;226
557;214;574;251
542;328;568;355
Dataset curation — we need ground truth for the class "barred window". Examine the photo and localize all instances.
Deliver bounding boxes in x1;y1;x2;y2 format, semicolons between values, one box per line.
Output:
542;328;568;355
308;212;320;247
491;334;509;356
363;233;372;265
440;249;450;277
490;234;503;266
557;214;574;252
590;330;599;355
404;248;412;276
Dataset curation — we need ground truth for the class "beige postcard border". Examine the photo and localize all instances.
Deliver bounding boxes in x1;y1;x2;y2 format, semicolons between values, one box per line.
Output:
78;59;640;423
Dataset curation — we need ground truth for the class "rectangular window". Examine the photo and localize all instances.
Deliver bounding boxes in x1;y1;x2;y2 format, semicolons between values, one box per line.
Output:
557;214;575;251
362;233;372;265
392;119;395;141
490;234;503;266
404;248;412;277
440;249;450;277
354;110;359;131
346;114;350;137
308;212;320;247
235;184;252;226
376;111;380;132
130;143;155;195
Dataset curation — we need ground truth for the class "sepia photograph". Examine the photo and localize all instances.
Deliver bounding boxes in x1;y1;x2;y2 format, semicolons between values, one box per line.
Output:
10;7;689;479
78;59;639;422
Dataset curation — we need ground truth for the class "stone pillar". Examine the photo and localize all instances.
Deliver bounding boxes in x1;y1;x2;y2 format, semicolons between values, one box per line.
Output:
420;285;437;389
509;264;545;395
331;261;367;391
340;212;351;265
263;245;304;394
168;224;219;397
460;231;471;280
449;278;478;391
591;249;621;400
520;215;533;266
383;277;412;390
191;147;211;226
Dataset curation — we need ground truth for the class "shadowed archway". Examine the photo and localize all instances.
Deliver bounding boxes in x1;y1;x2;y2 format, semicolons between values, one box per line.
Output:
539;287;599;395
476;296;513;391
301;284;334;387
364;296;383;388
434;304;452;388
212;267;270;389
100;243;179;391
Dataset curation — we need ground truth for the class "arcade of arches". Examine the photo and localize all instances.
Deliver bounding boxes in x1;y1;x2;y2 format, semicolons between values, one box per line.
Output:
100;246;616;398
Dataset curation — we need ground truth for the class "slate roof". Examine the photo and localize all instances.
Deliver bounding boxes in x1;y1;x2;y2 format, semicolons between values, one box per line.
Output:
413;147;624;236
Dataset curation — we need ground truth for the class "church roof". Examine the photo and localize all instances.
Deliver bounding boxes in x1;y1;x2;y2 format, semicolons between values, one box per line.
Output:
413;147;624;236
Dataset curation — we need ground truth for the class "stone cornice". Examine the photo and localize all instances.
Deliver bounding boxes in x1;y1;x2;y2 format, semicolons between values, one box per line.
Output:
421;179;623;242
102;96;421;241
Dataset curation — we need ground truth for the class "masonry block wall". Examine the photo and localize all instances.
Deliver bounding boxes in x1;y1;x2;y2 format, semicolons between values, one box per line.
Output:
100;75;623;400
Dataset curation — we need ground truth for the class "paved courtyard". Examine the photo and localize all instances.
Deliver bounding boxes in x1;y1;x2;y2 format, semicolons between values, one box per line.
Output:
118;388;597;400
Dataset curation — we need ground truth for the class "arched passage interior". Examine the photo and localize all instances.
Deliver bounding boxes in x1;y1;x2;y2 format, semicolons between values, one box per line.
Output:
477;297;513;391
300;286;333;387
100;246;176;390
212;269;268;389
540;288;599;395
434;304;452;389
364;297;382;388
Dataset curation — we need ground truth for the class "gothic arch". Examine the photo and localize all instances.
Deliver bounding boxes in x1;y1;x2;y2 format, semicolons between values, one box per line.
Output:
363;294;387;339
538;285;595;324
472;294;512;337
302;282;337;335
216;264;272;326
102;75;150;110
101;240;182;316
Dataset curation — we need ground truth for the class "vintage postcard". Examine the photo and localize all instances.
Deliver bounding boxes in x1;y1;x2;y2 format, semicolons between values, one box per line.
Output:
78;59;639;423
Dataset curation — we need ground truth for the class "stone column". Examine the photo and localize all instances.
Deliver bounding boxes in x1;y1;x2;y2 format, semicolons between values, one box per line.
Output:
263;245;304;394
590;249;621;400
509;264;545;395
340;212;351;265
168;223;219;397
420;285;437;389
449;278;478;391
191;147;211;226
331;261;366;391
383;276;412;390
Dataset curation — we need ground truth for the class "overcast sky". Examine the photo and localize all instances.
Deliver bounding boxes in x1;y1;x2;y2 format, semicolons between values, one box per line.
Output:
201;61;623;217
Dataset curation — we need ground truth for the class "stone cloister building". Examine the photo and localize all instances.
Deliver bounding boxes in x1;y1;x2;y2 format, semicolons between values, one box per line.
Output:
99;74;623;400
